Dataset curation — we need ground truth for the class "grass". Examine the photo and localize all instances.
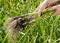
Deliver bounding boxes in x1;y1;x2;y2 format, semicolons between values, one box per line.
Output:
0;0;60;43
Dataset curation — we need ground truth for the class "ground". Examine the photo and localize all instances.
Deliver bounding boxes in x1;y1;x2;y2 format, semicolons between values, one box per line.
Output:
0;0;60;43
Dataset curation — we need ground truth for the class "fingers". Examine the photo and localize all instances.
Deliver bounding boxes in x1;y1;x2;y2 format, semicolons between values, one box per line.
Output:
35;0;59;12
47;5;60;10
35;0;59;16
35;0;48;16
47;0;59;7
47;5;60;15
35;0;48;12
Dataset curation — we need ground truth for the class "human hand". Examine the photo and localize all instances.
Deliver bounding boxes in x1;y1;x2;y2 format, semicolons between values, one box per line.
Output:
47;0;59;7
35;0;59;16
47;5;60;15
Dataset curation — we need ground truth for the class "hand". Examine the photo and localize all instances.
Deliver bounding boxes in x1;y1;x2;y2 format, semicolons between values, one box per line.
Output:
47;0;59;7
47;5;60;15
35;0;59;16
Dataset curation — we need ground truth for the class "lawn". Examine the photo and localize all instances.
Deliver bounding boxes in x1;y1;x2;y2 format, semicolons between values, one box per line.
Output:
0;0;60;43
